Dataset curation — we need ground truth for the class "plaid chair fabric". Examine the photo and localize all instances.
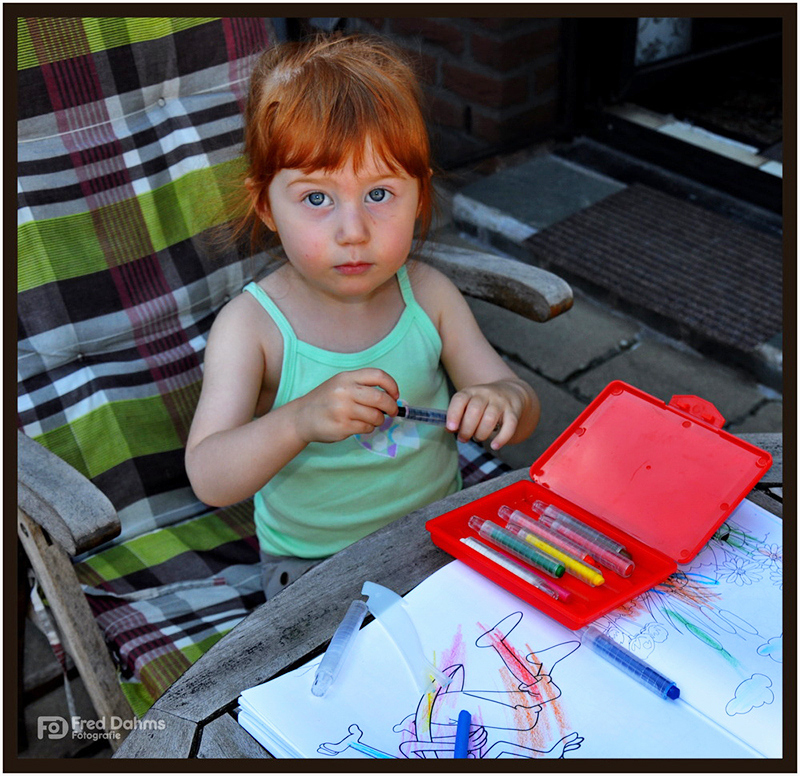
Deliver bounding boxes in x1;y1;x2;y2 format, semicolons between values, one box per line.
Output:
18;17;277;543
74;502;264;716
17;17;511;716
17;15;277;715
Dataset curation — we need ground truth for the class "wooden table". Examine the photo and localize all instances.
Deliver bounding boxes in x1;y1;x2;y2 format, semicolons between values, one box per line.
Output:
114;433;782;759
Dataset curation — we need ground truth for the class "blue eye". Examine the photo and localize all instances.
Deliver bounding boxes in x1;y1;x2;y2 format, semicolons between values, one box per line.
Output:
305;192;327;206
367;188;390;203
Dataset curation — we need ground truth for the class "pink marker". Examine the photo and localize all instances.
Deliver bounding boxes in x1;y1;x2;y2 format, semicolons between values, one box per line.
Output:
529;502;635;578
499;506;599;566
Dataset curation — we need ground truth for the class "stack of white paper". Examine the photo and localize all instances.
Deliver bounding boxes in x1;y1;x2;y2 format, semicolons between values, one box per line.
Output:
238;500;782;760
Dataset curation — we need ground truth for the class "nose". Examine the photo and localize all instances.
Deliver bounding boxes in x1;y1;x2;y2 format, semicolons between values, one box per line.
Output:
335;202;369;245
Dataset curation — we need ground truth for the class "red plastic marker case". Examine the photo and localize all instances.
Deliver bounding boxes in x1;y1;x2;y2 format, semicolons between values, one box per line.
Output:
426;380;773;630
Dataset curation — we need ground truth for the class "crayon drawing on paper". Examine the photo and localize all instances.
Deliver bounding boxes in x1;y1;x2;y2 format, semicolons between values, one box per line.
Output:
318;611;584;759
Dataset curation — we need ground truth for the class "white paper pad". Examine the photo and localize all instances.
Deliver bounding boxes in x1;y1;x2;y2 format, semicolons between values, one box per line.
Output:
238;499;782;759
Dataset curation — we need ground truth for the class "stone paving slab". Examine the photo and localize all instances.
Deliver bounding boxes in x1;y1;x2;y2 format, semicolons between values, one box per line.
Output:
468;290;639;383
457;154;626;231
490;346;780;472
725;398;783;434
570;335;772;427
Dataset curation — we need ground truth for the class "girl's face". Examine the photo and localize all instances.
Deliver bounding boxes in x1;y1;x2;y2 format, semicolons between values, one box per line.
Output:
261;147;421;303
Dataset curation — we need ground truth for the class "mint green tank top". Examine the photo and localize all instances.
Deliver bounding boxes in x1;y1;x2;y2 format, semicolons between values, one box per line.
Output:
244;265;461;558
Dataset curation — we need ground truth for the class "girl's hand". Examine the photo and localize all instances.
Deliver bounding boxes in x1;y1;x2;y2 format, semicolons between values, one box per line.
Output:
446;379;533;450
406;262;541;453
293;368;400;444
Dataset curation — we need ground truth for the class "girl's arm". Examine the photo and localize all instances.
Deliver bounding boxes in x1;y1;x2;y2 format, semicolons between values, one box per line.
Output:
411;263;541;450
185;295;400;507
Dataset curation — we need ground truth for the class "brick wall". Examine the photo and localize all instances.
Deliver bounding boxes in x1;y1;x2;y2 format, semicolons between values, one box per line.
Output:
347;17;563;168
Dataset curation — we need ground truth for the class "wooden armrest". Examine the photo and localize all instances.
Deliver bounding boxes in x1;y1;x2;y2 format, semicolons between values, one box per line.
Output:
419;241;573;322
17;431;120;556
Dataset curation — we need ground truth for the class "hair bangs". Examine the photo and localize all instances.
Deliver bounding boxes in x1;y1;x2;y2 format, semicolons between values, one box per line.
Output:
269;62;429;182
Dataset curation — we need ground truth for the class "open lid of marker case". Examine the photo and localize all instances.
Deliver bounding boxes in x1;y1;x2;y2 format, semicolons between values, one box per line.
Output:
426;380;773;629
528;380;772;563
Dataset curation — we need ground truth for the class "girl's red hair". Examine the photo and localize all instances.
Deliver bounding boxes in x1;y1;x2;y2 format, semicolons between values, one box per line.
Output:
240;34;433;253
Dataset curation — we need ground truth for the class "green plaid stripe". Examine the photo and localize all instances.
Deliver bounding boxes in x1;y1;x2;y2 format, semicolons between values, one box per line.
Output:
18;159;243;292
34;396;185;481
17;214;108;291
18;17;219;71
77;505;249;582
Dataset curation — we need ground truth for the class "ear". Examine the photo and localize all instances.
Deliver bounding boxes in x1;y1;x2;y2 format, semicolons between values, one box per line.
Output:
245;177;277;232
261;209;277;233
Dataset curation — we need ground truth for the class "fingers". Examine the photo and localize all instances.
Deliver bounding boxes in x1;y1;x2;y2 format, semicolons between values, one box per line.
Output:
352;382;399;418
447;392;487;442
329;369;400;435
296;369;401;443
445;392;466;433
349;370;400;427
488;413;516;450
348;394;391;432
447;388;518;449
352;368;400;403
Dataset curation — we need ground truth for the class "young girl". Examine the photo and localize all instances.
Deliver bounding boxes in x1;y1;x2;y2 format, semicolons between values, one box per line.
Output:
185;34;541;598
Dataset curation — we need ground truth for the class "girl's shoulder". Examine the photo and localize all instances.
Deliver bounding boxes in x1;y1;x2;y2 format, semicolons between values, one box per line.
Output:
406;258;460;298
406;258;467;328
217;264;290;322
208;274;284;351
213;280;265;326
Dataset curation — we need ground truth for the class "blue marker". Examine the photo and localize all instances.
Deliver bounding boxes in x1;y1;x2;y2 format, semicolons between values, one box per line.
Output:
396;402;448;426
454;709;471;758
580;626;680;700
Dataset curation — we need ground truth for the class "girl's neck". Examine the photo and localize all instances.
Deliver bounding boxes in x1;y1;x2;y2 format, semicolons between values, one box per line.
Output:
267;263;407;353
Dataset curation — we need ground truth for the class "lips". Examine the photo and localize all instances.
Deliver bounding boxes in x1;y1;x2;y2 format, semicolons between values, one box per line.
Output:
334;263;372;275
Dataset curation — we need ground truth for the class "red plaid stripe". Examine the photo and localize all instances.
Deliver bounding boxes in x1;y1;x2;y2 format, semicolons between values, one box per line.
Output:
221;17;275;110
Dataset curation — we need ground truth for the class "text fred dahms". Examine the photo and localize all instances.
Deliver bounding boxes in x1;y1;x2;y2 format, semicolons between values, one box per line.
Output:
37;714;166;741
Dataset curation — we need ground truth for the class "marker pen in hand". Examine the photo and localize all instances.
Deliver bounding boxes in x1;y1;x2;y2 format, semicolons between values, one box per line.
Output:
395;401;501;435
396;403;448;426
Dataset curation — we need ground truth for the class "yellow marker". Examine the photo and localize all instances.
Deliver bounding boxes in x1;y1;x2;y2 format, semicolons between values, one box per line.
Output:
518;529;605;587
